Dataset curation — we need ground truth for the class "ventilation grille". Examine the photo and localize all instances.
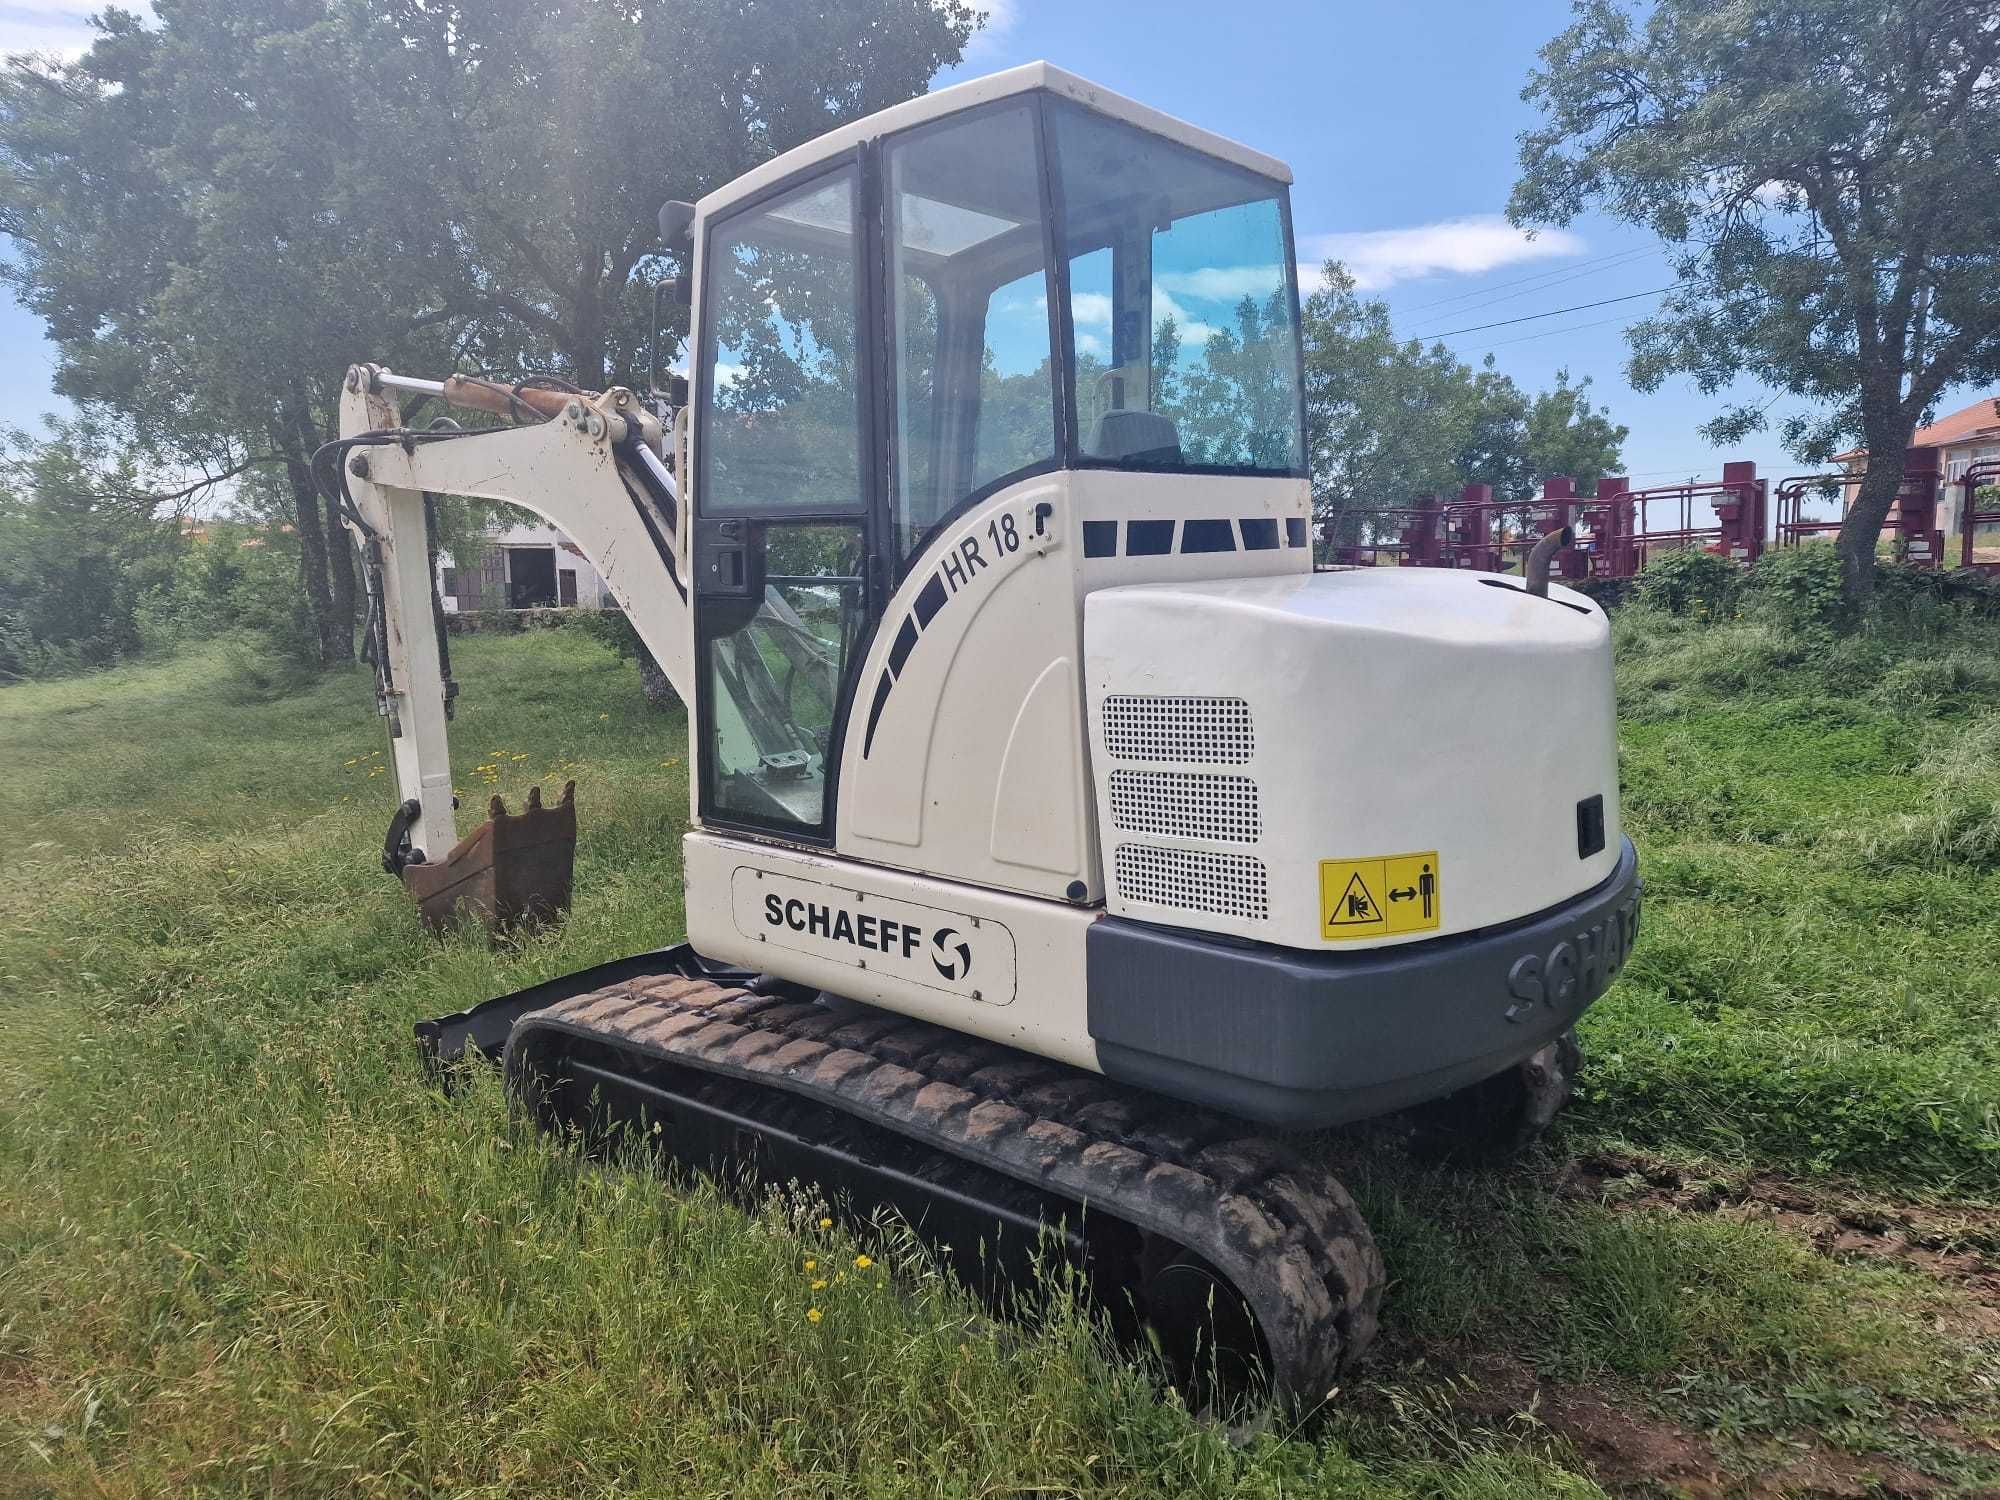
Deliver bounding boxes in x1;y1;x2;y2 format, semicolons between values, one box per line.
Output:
1114;843;1270;922
1101;695;1253;763
1109;769;1260;843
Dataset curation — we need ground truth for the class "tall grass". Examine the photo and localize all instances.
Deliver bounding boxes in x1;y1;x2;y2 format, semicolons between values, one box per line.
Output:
3;620;1997;1495
1592;605;2000;1185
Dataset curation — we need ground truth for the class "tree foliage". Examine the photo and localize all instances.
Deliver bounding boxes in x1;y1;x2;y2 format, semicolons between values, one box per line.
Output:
1300;261;1627;542
0;426;176;679
1509;0;2000;601
0;0;971;666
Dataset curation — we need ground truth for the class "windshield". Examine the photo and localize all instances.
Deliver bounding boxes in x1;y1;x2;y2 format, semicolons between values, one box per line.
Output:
1048;101;1305;475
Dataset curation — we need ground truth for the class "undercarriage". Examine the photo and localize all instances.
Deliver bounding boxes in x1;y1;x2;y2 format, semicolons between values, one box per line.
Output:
422;947;1385;1398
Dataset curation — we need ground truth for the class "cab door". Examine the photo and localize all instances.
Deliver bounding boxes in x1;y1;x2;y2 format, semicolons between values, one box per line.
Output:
693;163;875;842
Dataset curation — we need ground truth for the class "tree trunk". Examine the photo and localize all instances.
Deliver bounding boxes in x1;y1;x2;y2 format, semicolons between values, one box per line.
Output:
283;445;337;665
570;273;607;391
636;639;679;710
1836;442;1910;606
324;488;357;662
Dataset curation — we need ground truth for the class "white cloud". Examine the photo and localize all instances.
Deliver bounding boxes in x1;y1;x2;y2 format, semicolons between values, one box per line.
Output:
1156;265;1284;303
1699;170;1797;214
1069;290;1113;329
1299;215;1586;291
963;0;1017;58
0;3;144;60
1075;331;1105;357
0;1;157;61
1152;289;1217;348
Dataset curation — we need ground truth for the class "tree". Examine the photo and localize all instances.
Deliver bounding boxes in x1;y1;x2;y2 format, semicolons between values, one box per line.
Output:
0;0;973;665
1168;291;1303;470
1522;369;1627;490
1299;263;1481;540
1298;262;1627;541
1510;0;2000;604
0;423;177;679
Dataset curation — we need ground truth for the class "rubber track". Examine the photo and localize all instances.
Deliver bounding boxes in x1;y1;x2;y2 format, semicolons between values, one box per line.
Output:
505;974;1384;1398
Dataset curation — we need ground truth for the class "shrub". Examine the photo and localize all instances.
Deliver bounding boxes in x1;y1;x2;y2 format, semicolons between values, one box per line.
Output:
1744;544;1846;631
1632;547;1739;617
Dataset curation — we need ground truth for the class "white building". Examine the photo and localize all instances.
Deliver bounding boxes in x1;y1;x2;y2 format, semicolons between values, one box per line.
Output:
435;520;614;613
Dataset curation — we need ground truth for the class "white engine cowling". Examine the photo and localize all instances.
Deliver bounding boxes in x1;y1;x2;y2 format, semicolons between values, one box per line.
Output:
1084;568;1621;951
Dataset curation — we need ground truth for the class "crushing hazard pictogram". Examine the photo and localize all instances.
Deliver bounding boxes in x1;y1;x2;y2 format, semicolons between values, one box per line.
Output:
1327;871;1382;926
1319;852;1443;940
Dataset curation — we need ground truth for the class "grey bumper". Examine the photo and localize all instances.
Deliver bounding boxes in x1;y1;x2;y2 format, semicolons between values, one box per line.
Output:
1087;836;1641;1129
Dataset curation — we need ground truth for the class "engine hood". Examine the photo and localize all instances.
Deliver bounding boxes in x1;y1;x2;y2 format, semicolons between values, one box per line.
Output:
1082;567;1621;951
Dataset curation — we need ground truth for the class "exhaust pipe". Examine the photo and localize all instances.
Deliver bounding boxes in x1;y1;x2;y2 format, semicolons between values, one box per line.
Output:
1524;526;1575;597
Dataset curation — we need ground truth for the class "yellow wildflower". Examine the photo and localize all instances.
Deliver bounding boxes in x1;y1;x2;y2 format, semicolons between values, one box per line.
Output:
806;1307;822;1324
834;1271;845;1284
597;713;609;720
803;1259;816;1273
854;1254;872;1270
817;1216;832;1230
811;1279;828;1291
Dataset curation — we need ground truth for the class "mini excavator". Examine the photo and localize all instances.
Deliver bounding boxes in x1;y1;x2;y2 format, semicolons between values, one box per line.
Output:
333;63;1640;1396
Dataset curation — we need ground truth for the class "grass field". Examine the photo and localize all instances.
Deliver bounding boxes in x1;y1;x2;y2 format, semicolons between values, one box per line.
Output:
3;610;1998;1497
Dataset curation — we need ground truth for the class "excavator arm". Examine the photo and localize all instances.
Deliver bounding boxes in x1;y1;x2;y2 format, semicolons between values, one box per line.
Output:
333;363;697;917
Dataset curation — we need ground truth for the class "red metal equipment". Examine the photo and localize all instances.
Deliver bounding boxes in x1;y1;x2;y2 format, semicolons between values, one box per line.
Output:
1603;462;1766;570
1774;449;1944;566
1576;477;1637;578
1442;483;1503;572
1329;494;1445;568
1892;450;1944;567
1957;461;2000;572
1440;481;1586;574
1322;460;1788;582
1773;471;1848;548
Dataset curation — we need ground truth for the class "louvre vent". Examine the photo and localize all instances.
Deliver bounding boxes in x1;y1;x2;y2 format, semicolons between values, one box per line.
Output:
1114;843;1270;921
1109;769;1260;843
1101;695;1253;763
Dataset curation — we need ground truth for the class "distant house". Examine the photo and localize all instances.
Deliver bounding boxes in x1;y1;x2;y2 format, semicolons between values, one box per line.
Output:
435;520;613;613
1839;395;2000;540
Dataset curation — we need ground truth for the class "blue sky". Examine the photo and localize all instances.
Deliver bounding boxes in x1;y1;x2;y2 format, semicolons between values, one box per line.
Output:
943;0;1814;495
0;0;1976;511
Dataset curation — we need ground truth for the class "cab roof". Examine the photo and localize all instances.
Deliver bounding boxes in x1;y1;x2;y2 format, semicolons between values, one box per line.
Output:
695;61;1293;225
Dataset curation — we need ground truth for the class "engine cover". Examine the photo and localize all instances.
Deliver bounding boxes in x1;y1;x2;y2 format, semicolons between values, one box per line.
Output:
1083;568;1621;950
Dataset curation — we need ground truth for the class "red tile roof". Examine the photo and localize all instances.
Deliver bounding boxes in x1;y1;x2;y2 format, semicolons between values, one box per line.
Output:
1914;395;2000;448
1835;395;2000;462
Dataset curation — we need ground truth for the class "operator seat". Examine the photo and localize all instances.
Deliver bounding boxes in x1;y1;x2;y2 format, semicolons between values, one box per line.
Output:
1091;408;1182;466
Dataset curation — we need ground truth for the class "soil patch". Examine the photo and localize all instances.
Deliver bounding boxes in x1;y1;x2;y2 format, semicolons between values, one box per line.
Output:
1370;1339;1952;1498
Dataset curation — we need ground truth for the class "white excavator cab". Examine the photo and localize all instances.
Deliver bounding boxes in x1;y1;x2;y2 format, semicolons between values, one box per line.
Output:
342;64;1639;1398
682;67;1307;861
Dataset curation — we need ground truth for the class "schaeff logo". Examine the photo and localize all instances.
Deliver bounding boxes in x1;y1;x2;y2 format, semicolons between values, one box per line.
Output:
763;891;962;968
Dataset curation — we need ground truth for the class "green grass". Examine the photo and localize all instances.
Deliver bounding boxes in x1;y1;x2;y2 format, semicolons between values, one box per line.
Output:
2;617;1998;1495
1586;608;2000;1187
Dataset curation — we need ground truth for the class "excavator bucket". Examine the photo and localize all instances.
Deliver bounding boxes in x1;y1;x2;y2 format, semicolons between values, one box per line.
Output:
402;781;577;935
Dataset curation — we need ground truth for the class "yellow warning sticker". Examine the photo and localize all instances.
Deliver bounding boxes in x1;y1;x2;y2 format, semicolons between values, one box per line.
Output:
1319;851;1442;940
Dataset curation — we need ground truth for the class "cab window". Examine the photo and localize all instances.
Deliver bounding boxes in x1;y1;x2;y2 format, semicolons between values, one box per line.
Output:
1048;101;1305;475
885;102;1058;563
697;169;867;834
701;171;863;514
